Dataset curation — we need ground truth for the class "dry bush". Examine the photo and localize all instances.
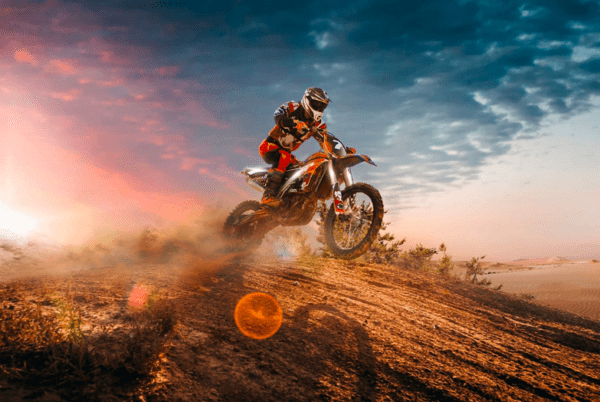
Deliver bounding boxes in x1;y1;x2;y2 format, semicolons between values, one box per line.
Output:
363;219;406;265
436;243;454;276
118;295;179;377
0;286;95;386
465;255;489;285
136;226;196;264
0;284;179;397
0;296;65;377
49;292;86;344
396;244;438;271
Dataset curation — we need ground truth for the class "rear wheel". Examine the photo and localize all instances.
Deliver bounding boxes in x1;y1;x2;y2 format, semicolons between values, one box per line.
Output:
222;201;265;251
324;183;384;260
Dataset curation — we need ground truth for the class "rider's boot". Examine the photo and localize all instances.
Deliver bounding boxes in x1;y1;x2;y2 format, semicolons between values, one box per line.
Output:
261;169;284;208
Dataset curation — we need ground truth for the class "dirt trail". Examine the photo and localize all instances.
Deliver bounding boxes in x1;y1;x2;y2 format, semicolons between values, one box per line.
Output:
1;251;600;401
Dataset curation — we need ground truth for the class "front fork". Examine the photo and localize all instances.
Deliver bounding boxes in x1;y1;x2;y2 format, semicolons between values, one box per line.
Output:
328;161;354;215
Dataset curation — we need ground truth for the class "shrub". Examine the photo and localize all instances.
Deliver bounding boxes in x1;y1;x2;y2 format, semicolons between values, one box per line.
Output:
396;244;438;271
465;255;487;284
0;289;93;385
49;292;86;345
436;243;454;276
316;205;406;263
363;219;406;265
0;284;179;396
122;295;179;376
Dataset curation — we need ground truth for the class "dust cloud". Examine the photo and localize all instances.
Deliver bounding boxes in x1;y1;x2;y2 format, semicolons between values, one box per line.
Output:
1;205;231;280
0;204;317;283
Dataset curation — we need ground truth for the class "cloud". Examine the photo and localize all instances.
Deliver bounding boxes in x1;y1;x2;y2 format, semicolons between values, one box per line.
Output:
98;78;125;87
14;49;37;65
100;51;132;66
49;88;78;101
156;66;180;76
44;59;78;74
233;147;253;157
179;157;209;171
580;57;600;73
3;0;600;212
197;167;249;199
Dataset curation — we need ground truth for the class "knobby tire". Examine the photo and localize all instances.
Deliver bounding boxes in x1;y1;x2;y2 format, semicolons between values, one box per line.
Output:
324;183;384;260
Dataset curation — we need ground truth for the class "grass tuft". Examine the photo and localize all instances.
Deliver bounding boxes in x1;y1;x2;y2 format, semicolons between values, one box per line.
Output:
0;283;179;398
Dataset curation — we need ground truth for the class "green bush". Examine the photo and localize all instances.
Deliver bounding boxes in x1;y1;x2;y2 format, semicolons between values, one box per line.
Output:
363;219;406;264
396;244;438;271
436;243;454;276
465;255;487;284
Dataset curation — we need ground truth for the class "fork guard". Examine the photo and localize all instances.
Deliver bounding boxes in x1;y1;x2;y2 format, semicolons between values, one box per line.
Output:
332;183;345;215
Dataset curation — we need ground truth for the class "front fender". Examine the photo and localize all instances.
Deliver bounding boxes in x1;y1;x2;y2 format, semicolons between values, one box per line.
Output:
333;154;377;170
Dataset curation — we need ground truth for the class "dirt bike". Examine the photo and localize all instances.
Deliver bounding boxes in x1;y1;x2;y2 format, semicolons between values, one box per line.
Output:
223;133;384;260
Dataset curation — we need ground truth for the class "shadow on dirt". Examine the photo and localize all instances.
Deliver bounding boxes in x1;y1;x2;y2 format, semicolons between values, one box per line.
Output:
171;258;466;402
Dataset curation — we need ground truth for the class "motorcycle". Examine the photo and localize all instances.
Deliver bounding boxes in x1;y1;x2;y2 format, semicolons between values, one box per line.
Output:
223;133;384;260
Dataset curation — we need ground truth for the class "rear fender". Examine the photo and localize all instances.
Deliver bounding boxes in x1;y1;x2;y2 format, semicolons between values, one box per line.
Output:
242;167;270;192
242;167;269;177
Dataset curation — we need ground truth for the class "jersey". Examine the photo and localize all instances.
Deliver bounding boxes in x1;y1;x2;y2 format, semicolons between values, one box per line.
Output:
268;101;328;152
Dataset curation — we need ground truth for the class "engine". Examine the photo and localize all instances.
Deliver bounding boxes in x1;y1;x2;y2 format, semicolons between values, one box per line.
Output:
276;193;317;226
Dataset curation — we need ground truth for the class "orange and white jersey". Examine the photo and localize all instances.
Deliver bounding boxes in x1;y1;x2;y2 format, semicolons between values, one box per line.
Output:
269;101;327;152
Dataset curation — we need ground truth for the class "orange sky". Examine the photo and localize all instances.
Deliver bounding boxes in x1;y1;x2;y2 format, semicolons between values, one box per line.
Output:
0;102;210;245
1;1;599;262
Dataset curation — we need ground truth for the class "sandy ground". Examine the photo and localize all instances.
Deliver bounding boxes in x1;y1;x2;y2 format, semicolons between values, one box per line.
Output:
474;260;600;322
1;245;600;401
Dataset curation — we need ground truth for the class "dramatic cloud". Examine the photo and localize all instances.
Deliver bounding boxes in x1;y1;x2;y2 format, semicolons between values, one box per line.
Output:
1;0;599;231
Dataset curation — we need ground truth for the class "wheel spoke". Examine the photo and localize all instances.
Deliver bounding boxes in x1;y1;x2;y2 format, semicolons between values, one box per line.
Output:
324;183;383;260
332;190;375;250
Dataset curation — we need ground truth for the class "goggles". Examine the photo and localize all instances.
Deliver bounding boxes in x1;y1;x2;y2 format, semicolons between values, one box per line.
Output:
308;98;328;112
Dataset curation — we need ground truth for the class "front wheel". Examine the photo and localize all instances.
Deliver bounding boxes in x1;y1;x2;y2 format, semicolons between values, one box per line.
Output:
324;183;384;260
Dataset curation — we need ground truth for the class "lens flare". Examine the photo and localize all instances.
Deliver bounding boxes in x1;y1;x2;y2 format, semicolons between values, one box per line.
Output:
234;292;282;340
128;284;149;308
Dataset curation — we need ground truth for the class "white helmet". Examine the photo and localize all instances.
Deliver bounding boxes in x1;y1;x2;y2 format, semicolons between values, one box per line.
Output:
301;87;331;121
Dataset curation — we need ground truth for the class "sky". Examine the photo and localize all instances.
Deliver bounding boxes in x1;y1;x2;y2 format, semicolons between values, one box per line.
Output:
0;0;599;261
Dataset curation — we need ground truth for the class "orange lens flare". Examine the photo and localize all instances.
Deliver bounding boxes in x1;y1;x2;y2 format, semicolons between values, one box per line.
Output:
234;292;283;340
128;285;149;308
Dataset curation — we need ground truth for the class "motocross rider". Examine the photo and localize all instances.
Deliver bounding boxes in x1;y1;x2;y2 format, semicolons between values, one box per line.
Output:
259;87;336;207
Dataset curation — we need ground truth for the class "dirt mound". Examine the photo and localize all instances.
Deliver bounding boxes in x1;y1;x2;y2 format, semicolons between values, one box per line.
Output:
1;253;599;401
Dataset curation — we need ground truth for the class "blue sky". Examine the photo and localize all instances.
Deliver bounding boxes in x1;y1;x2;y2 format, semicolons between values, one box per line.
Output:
1;0;599;260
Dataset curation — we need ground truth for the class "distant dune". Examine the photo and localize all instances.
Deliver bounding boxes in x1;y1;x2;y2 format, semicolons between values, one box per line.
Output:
511;256;573;265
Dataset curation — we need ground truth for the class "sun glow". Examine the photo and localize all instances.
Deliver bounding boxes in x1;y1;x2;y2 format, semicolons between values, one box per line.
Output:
0;203;38;237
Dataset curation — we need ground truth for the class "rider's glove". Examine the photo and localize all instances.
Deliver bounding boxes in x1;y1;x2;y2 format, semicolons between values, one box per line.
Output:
345;147;356;154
